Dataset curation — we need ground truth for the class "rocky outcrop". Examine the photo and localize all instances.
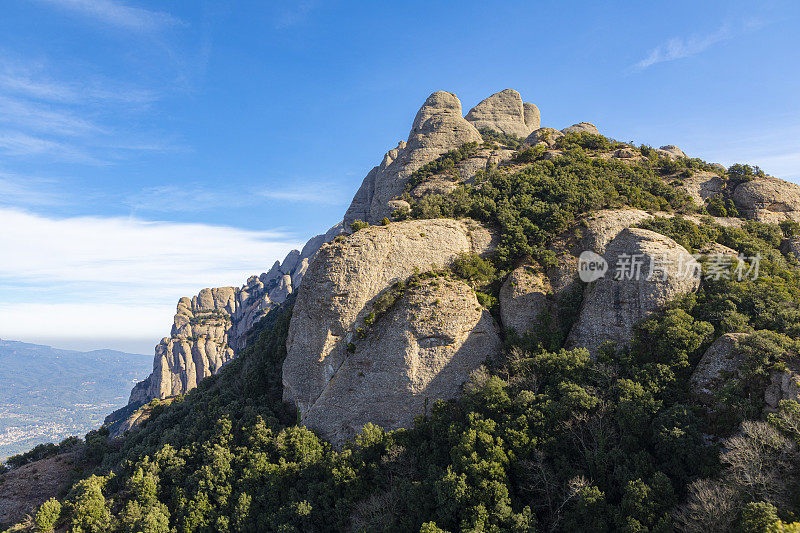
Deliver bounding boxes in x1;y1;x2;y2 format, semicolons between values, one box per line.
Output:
344;91;483;225
578;209;655;255
732;176;800;223
658;145;686;158
567;228;701;356
465;89;536;138
122;223;344;410
524;127;564;148
691;333;800;409
300;276;501;445
283;218;495;441
499;265;550;336
562;122;599;135
690;333;748;405
678;171;725;205
523;102;541;131
764;363;800;409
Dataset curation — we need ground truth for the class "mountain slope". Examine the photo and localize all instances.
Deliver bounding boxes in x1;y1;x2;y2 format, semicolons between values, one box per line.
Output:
0;339;150;460
5;89;800;532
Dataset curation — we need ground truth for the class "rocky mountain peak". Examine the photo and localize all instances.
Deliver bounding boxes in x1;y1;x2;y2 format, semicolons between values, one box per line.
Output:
465;88;538;137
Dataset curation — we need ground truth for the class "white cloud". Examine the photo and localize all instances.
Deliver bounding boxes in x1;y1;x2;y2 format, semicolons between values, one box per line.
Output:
126;181;349;213
632;19;772;70
255;181;349;205
31;0;184;32
0;208;303;346
634;25;732;70
0;96;104;137
0;131;101;163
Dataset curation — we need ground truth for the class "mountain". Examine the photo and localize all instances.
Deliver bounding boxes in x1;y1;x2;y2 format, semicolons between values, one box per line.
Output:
0;339;150;460
5;89;800;531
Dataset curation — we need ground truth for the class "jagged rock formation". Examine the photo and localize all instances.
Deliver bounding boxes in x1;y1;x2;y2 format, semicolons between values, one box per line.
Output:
344;91;483;225
300;276;501;445
567;228;701;356
111;87;800;448
283;218;494;444
732;176;800;223
122;224;343;410
465;89;538;138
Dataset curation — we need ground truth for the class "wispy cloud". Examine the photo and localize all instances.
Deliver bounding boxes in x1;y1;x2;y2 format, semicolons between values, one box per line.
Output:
634;25;733;70
0;172;63;207
0;95;104;137
30;0;184;32
0;56;157;106
633;19;770;70
0;131;102;163
127;181;348;213
0;55;175;163
0;207;303;345
256;181;347;204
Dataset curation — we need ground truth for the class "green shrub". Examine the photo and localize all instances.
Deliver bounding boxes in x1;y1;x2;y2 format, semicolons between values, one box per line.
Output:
35;498;61;532
780;219;800;238
350;219;370;232
556;131;615;152
450;252;496;286
478;127;524;150
405;142;480;191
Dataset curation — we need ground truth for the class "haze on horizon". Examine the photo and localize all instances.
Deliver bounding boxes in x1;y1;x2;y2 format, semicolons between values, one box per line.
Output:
0;0;798;354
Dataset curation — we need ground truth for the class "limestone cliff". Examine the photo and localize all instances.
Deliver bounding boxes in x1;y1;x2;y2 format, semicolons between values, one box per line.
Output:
120;223;343;411
283;218;494;443
111;87;800;447
344;91;483;225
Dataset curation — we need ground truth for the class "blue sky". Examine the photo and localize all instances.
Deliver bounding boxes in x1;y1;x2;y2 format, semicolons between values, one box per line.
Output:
0;0;798;354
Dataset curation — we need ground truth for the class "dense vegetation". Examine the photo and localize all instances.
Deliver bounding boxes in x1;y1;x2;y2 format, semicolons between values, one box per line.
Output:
7;136;800;533
399;135;697;269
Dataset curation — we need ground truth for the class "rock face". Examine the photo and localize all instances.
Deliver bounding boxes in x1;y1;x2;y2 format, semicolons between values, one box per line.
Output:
691;333;800;409
344;91;483;225
523;102;541;131
567;228;701;356
562;122;599;135
764;362;800;409
301;277;501;445
690;333;748;405
499;265;550;335
658;145;686;158
125;223;344;407
578;209;655;255
524;127;564;148
679;171;725;205
732;176;800;223
283;218;495;443
465;89;536;138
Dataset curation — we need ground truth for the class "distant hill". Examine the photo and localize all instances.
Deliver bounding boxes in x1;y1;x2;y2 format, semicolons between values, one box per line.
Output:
0;339;151;460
